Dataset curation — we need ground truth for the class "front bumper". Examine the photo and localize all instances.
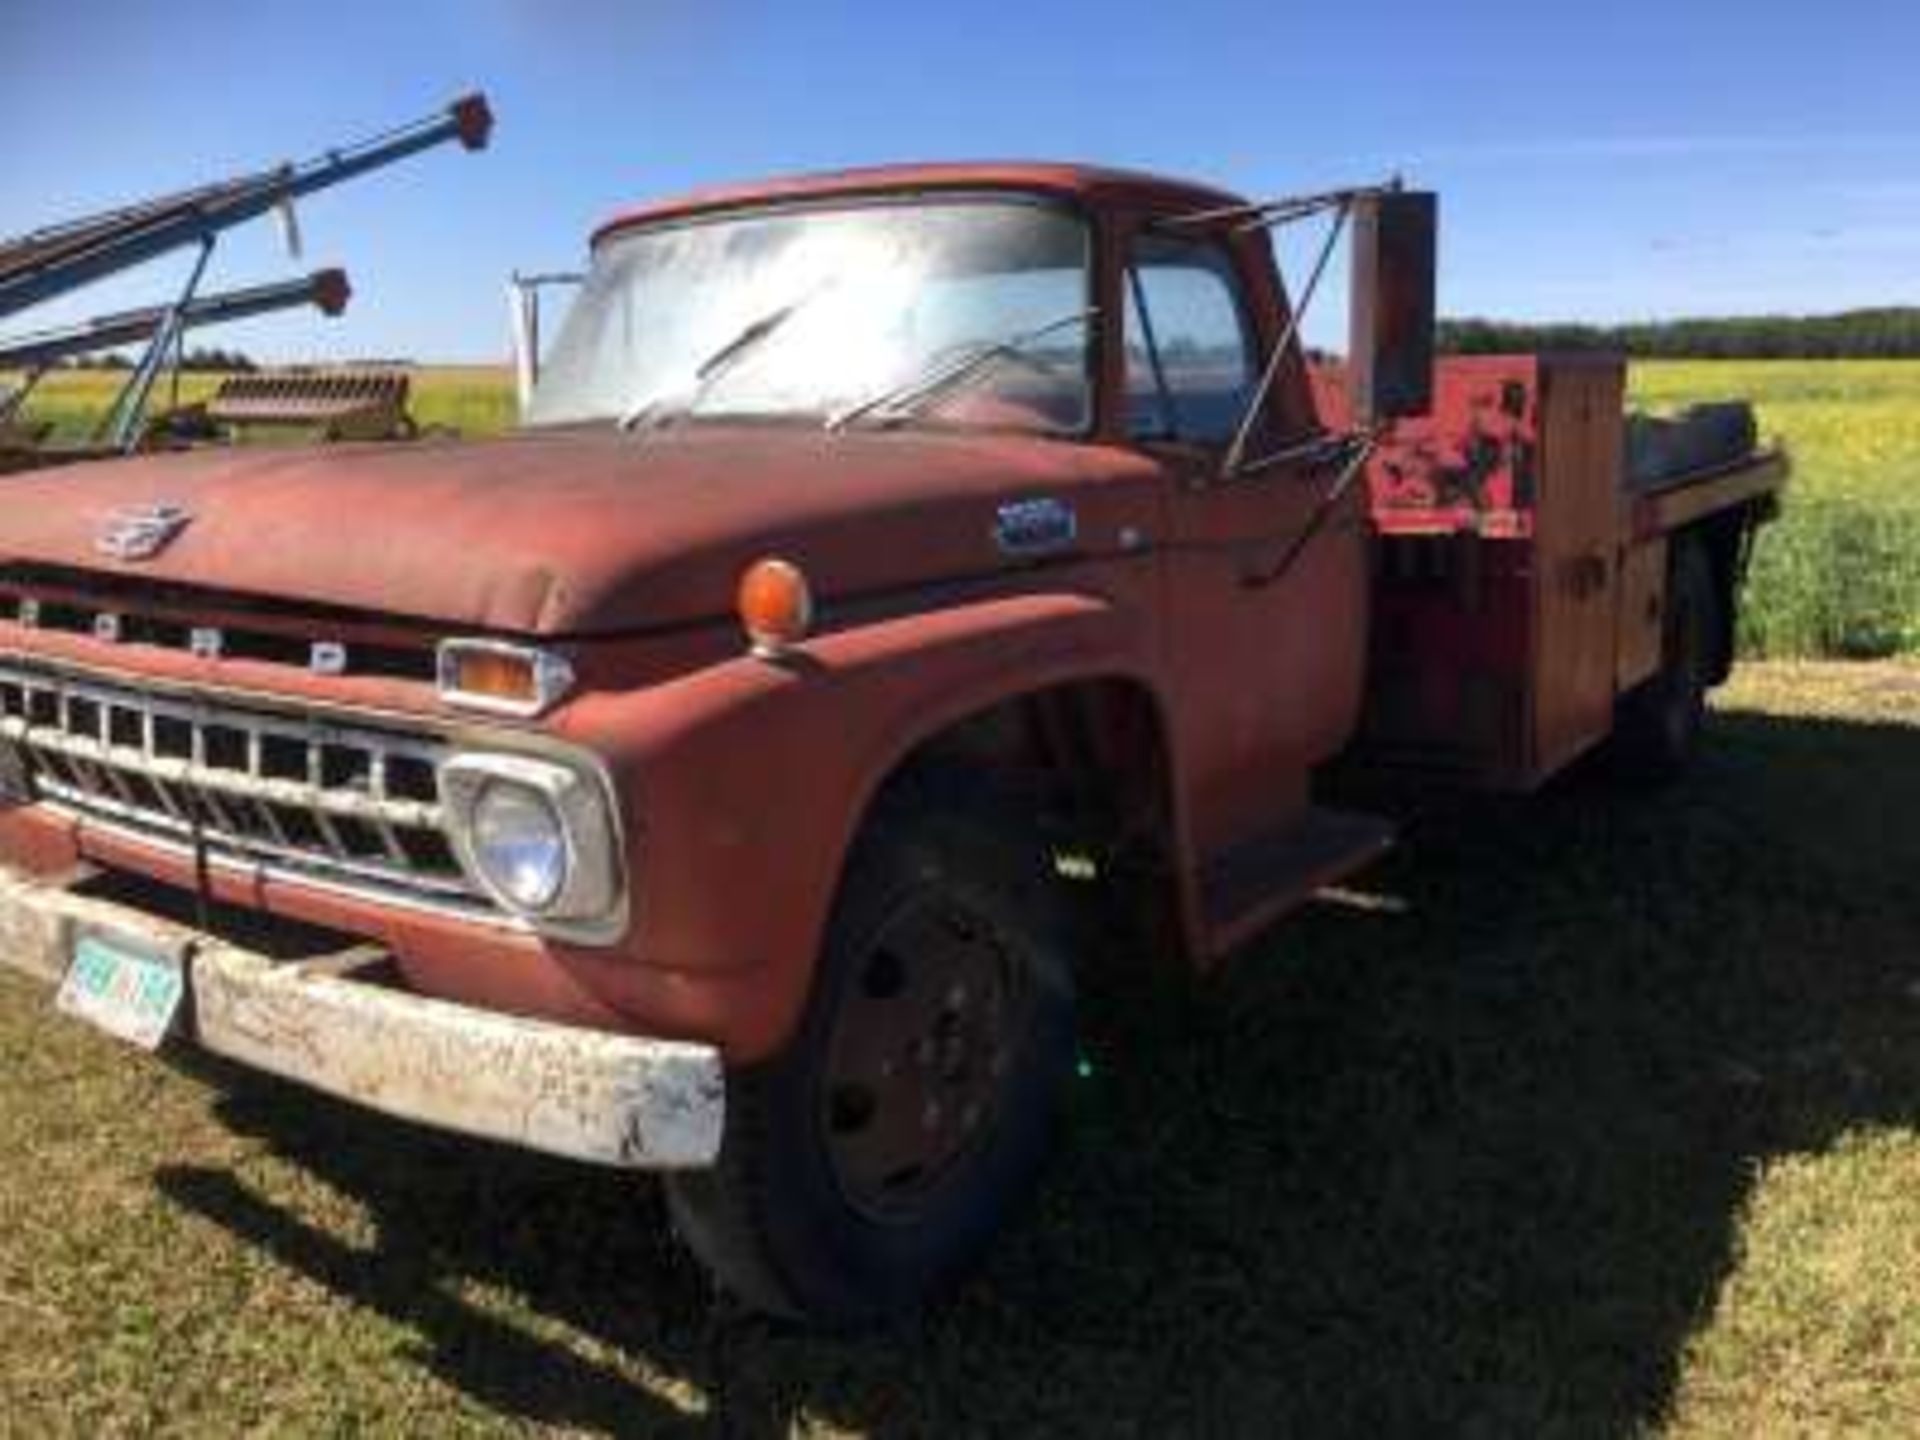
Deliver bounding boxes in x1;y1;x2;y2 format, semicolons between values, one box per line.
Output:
0;862;724;1170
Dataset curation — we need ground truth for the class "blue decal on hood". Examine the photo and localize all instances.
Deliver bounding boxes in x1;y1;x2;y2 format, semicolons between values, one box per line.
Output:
995;497;1077;558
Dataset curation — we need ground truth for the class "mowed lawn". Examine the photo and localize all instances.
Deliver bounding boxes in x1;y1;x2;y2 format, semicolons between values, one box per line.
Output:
0;659;1916;1435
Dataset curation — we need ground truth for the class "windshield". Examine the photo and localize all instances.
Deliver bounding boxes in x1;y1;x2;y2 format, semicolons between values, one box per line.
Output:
525;195;1092;434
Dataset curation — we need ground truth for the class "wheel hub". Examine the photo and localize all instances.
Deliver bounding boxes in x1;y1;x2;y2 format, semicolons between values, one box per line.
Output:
821;897;1020;1220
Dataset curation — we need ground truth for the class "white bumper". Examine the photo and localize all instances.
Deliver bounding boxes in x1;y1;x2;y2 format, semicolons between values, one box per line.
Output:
0;864;724;1170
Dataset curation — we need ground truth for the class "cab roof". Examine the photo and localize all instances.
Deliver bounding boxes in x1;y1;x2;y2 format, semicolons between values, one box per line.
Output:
591;161;1247;245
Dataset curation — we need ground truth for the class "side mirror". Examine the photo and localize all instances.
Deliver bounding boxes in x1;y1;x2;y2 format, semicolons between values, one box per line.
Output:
1347;190;1437;424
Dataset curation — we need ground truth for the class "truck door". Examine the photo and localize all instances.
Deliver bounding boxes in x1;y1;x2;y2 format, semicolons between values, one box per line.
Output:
1124;231;1370;859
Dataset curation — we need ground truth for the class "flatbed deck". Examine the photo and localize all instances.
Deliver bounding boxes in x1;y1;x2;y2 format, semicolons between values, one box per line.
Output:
1630;449;1787;537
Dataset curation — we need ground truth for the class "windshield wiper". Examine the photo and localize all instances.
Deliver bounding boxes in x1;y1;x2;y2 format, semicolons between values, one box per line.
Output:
825;307;1097;433
618;284;827;434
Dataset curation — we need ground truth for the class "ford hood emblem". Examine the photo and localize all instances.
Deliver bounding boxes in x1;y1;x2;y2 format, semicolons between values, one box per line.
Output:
95;502;192;562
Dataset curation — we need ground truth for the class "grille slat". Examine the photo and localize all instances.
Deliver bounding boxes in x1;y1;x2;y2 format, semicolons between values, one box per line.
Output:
303;740;351;860
0;661;489;916
149;776;189;822
366;752;412;867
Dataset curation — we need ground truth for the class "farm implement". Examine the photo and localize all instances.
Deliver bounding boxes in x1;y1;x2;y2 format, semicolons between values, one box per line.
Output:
0;94;491;471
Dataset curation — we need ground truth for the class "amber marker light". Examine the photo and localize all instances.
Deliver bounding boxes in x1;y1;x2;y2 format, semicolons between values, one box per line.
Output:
437;639;576;717
737;557;814;658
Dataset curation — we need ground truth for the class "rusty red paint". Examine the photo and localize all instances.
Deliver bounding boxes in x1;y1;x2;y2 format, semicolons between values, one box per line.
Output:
1;426;1161;637
0;167;1786;1071
592;161;1244;246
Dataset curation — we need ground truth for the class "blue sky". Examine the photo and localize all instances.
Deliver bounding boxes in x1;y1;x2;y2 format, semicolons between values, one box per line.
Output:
5;0;1916;362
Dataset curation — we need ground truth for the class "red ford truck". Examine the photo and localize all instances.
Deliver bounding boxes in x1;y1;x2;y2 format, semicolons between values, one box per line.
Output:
0;162;1783;1323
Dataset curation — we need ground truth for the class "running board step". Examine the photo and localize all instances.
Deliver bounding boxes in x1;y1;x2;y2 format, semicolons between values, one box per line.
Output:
1200;807;1395;956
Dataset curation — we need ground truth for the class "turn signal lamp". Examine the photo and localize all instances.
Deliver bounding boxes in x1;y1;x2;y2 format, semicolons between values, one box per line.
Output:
437;639;576;717
737;557;814;658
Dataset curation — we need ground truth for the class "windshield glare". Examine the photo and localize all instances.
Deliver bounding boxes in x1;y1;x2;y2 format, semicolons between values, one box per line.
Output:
525;196;1091;434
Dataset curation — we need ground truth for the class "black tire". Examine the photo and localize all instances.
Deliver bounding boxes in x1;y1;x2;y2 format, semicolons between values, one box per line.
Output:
1613;539;1721;782
665;776;1078;1325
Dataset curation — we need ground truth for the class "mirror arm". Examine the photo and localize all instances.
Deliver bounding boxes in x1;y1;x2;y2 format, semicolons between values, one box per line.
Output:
1156;177;1403;236
1220;200;1350;481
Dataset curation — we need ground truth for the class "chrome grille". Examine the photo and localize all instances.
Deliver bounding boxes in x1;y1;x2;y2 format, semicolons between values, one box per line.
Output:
0;661;491;915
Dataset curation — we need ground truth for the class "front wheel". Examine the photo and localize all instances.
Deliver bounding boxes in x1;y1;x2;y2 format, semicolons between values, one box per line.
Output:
665;780;1077;1324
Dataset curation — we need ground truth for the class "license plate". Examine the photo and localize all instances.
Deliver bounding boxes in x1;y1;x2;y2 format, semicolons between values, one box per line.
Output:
55;928;187;1052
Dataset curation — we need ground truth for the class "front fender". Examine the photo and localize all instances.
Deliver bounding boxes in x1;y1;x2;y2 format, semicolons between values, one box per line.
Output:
559;589;1158;1062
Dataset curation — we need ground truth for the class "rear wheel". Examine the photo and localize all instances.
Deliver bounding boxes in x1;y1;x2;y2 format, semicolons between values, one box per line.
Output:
665;780;1076;1324
1614;539;1720;781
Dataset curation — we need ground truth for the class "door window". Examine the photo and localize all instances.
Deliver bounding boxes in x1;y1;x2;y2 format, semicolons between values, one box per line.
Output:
1123;236;1256;443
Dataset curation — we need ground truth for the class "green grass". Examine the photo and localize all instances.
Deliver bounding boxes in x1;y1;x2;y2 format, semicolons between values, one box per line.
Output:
1;660;1918;1433
2;365;515;445
9;357;1920;657
1630;360;1920;658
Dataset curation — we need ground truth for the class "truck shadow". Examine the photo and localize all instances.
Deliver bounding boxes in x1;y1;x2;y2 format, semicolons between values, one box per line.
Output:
153;702;1920;1436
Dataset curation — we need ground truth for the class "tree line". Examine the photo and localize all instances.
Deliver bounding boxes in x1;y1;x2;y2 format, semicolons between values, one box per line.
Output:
61;346;258;372
1438;309;1920;359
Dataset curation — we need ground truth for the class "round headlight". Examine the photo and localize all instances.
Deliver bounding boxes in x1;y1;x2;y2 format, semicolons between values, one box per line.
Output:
470;779;569;910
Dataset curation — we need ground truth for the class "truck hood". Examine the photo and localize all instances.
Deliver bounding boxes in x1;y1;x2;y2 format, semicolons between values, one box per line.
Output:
0;427;1160;635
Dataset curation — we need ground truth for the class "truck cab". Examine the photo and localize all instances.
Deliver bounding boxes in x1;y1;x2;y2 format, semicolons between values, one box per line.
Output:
0;162;1779;1323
